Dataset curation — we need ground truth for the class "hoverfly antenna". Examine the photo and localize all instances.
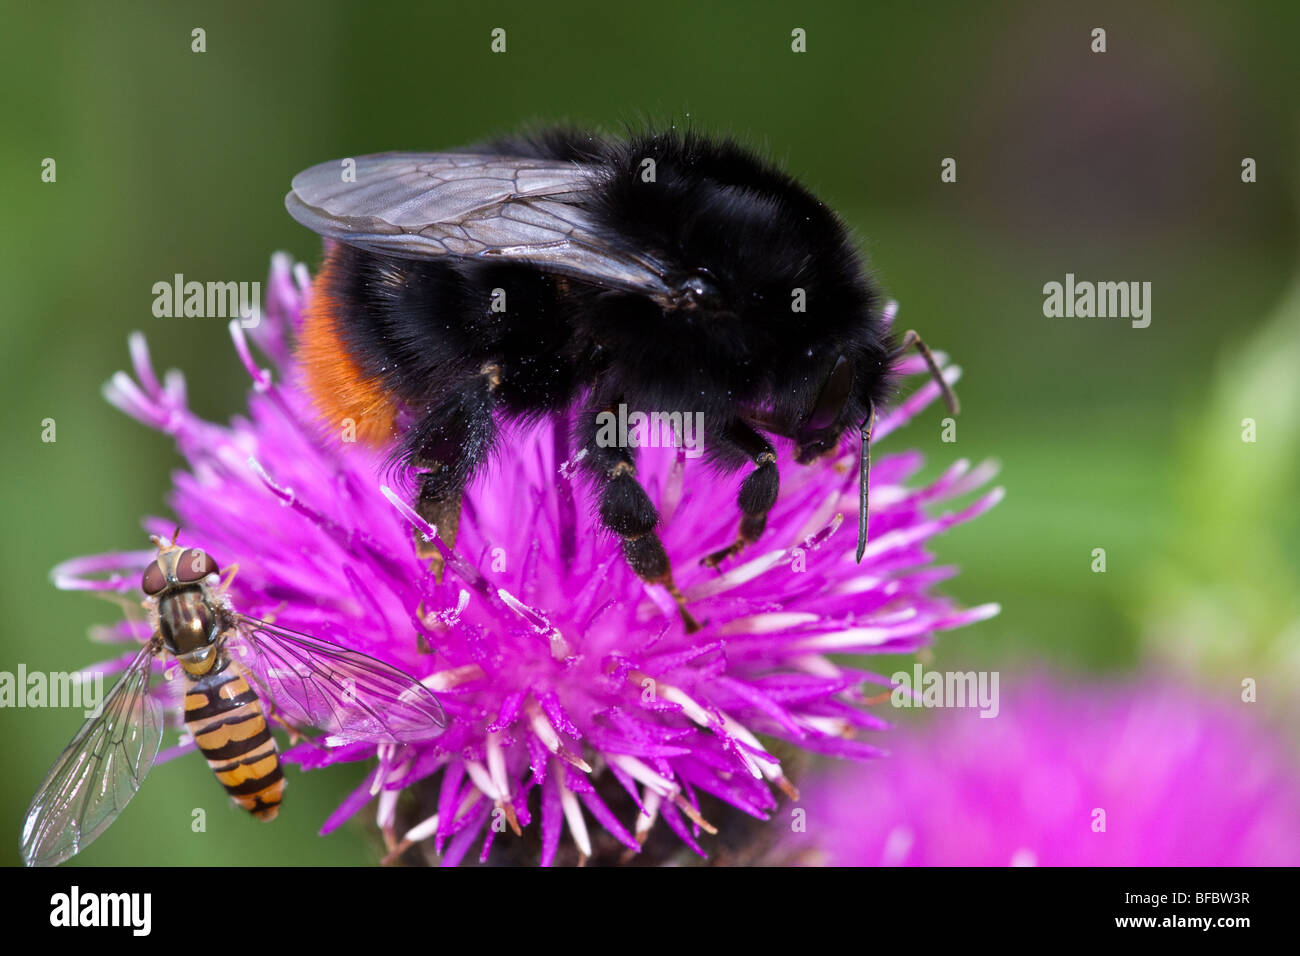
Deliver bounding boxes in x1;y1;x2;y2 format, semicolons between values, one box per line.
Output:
171;525;182;547
855;404;875;564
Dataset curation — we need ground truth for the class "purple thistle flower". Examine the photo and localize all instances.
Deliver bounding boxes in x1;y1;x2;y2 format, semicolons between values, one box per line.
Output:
53;254;1001;865
786;677;1300;866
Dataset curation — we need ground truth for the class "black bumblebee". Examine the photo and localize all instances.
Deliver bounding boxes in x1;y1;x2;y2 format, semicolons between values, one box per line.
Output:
286;127;956;631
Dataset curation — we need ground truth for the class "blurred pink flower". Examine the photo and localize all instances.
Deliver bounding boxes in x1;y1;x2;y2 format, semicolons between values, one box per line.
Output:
789;678;1300;866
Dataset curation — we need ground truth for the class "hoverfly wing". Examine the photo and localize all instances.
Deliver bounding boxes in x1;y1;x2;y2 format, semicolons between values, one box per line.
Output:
232;614;445;744
285;152;673;298
20;644;163;867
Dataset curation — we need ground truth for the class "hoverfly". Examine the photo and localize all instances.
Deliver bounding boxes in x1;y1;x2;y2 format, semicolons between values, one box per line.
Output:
20;536;445;867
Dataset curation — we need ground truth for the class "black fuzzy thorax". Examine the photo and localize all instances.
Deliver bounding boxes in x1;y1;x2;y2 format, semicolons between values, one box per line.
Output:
320;127;895;473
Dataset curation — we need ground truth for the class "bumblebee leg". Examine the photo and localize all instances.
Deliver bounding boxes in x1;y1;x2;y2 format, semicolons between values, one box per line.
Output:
702;421;779;568
413;470;463;584
582;413;699;633
408;366;500;582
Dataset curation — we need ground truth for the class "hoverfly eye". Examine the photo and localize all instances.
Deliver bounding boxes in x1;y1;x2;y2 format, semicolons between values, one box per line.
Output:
141;562;167;596
176;548;220;583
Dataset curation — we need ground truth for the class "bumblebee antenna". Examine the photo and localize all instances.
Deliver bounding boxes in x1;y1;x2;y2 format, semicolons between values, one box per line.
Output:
856;404;875;563
894;330;960;416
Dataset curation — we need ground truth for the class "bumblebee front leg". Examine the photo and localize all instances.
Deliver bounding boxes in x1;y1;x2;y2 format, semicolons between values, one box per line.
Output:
702;421;779;568
582;411;699;633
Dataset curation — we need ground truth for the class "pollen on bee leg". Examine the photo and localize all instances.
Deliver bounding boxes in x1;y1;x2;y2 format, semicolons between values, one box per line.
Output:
479;363;502;390
424;548;446;585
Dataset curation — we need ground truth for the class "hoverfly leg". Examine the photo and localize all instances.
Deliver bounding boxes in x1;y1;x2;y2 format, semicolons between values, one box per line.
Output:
892;329;960;416
268;711;314;748
215;562;240;593
702;421;779;569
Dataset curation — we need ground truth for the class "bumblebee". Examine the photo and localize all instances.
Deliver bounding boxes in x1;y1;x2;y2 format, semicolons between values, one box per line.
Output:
286;128;957;630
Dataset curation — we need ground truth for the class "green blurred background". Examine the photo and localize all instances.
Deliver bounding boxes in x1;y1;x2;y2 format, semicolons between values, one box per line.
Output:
2;0;1297;866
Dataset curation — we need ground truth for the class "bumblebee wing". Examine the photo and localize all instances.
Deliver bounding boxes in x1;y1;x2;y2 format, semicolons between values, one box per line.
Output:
20;644;163;867
286;152;673;298
232;614;445;744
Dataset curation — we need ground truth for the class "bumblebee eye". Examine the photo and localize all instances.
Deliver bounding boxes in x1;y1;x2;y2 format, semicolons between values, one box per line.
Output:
674;270;723;311
141;561;167;596
798;355;853;438
176;548;220;583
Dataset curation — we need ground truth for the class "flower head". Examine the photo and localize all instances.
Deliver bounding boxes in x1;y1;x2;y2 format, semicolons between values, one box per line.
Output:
786;677;1300;866
55;254;1001;865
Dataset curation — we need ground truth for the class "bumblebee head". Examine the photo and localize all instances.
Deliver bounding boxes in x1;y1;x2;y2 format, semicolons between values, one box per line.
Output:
584;131;889;399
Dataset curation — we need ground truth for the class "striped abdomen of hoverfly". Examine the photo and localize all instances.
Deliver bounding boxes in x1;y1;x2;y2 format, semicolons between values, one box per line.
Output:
183;654;285;820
